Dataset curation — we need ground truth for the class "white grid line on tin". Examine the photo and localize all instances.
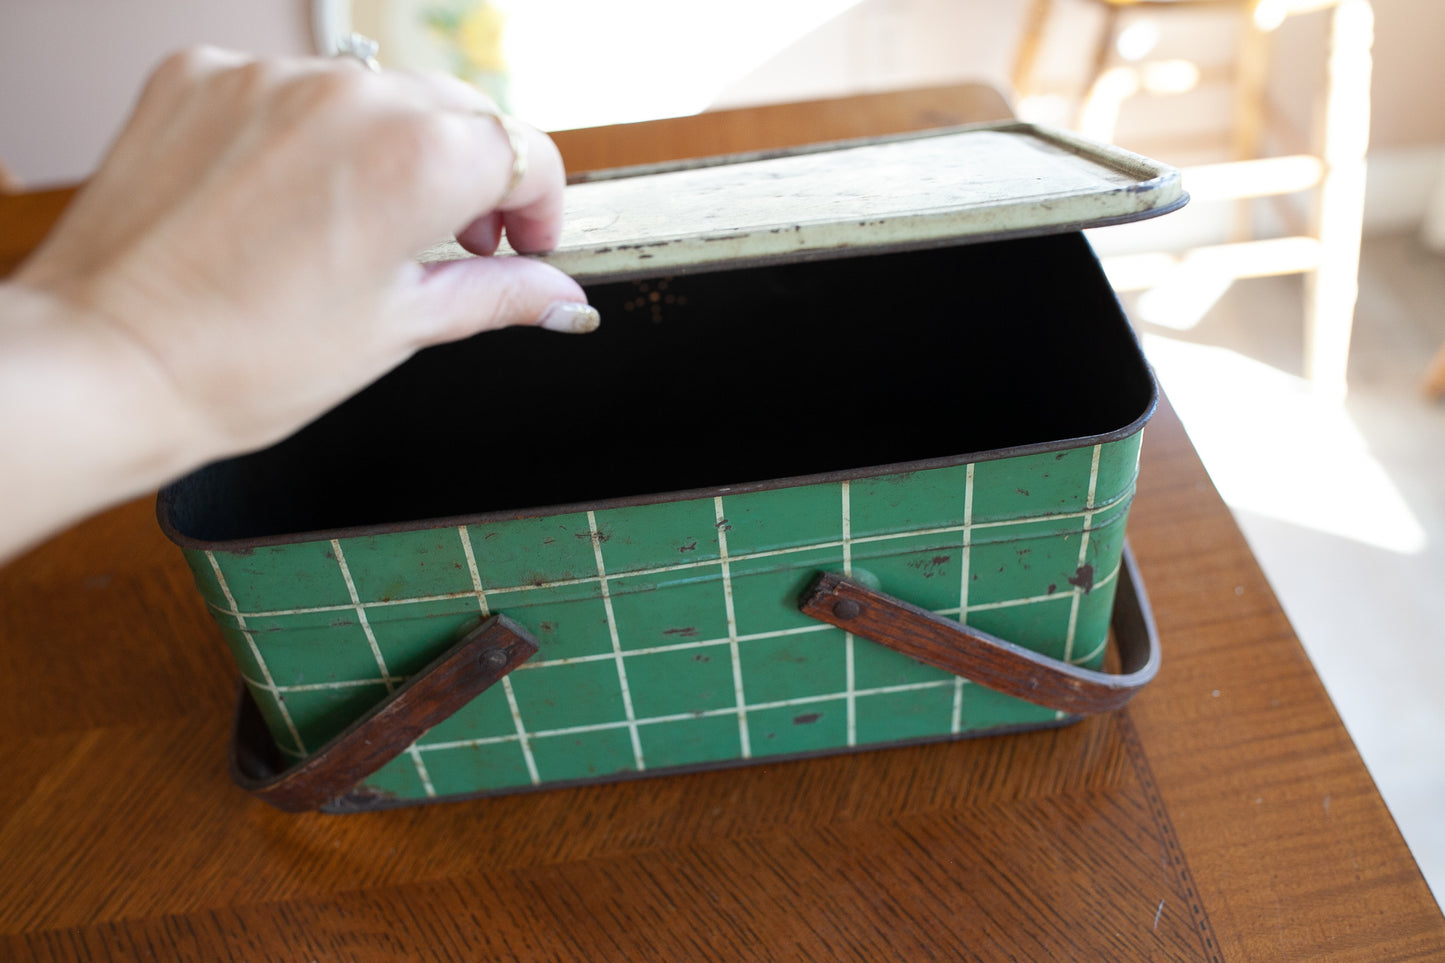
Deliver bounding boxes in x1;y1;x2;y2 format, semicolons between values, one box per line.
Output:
413;677;959;754
588;510;646;770
460;525;539;786
334;537;431;794
237;561;1125;704
1059;445;1102;721
458;525;492;618
227;452;1132;759
407;748;437;797
951;463;976;735
1063;447;1102;664
925;558;1123;621
1071;633;1110;667
500;677;538;784
206;551;308;757
841;480;857;748
330;539;394;694
715;496;752;759
239;561;1125;703
516;623;832;672
203;488;1136;622
239;676;400;694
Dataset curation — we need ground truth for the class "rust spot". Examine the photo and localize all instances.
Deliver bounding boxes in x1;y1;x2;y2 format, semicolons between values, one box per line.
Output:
793;712;822;725
716;519;732;532
543;537;555;545
692;654;710;663
664;627;698;638
1047;583;1057;594
337;786;400;807
1056;452;1068;460
484;532;499;540
539;621;556;632
679;540;698;554
1068;564;1096;593
577;530;611;543
907;555;951;578
1016;488;1031;496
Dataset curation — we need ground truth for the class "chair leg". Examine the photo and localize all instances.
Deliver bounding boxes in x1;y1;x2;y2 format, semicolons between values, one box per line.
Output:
1011;0;1055;101
1233;3;1271;243
0;158;21;194
1424;343;1445;399
1304;0;1373;398
1077;5;1125;140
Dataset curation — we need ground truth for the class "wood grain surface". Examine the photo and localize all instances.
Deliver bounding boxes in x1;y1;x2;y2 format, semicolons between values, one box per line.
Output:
1;84;1442;961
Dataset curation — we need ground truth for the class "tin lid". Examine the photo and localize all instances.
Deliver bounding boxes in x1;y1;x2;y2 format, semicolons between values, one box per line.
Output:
421;121;1185;283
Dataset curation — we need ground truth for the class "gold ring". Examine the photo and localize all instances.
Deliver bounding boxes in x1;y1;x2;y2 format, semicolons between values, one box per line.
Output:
476;109;527;205
335;32;381;73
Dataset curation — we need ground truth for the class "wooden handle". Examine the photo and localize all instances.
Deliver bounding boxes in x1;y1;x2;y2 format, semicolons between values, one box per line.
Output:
230;615;537;812
798;544;1159;716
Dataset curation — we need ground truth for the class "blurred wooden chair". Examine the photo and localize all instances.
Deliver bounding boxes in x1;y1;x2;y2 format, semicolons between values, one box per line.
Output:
0;158;21;194
1013;0;1374;400
1425;346;1445;399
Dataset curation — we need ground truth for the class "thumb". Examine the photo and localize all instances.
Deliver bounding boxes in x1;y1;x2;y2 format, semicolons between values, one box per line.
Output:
400;255;599;348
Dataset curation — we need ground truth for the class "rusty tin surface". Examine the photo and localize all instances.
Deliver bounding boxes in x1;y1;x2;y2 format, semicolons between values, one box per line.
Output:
161;124;1179;807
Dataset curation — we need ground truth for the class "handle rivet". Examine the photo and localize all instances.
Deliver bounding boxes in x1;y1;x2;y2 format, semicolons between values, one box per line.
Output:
833;599;862;621
480;649;509;669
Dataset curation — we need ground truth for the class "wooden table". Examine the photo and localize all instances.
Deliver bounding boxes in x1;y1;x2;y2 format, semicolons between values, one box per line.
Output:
2;85;1442;961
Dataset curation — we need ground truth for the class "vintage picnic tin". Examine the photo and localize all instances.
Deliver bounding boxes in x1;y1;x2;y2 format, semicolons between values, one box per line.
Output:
159;123;1183;810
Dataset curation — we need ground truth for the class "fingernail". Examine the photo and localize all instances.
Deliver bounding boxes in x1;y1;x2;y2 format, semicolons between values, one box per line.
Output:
538;301;601;334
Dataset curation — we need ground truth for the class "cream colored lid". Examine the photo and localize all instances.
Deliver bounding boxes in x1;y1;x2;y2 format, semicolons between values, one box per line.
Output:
421;122;1185;283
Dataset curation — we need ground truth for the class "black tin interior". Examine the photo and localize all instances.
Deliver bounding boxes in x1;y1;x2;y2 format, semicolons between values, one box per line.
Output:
162;232;1154;544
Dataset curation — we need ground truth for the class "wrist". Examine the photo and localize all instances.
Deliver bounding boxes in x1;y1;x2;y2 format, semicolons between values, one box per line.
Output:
0;279;211;559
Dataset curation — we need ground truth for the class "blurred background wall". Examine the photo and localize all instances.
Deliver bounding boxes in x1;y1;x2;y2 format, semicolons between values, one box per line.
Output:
2;0;1442;237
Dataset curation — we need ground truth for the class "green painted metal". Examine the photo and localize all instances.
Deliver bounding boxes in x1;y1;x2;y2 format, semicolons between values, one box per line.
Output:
162;124;1181;806
180;431;1142;803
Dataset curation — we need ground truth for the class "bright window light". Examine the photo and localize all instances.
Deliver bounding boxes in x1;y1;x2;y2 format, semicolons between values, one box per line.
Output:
1142;334;1426;556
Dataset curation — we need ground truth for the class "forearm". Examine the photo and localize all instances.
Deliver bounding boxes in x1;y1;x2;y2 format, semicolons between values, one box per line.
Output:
0;281;207;561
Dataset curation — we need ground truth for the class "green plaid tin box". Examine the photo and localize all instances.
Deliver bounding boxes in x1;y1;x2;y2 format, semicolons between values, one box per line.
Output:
159;123;1181;812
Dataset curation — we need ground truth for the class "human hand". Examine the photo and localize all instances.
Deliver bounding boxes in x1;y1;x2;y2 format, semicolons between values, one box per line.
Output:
0;45;594;561
13;45;594;457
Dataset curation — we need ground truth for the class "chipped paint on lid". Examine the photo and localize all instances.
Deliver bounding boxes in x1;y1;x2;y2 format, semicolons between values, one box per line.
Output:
421;122;1185;283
